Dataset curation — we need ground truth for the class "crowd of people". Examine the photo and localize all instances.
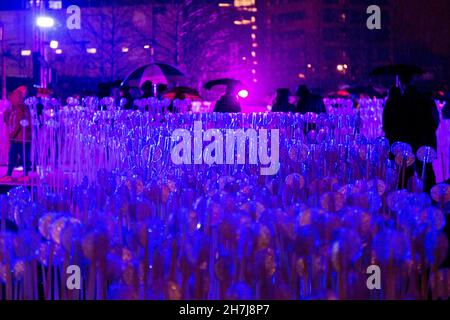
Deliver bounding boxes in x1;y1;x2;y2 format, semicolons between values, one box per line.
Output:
95;80;170;111
94;79;330;115
0;77;448;190
212;83;327;114
270;85;326;114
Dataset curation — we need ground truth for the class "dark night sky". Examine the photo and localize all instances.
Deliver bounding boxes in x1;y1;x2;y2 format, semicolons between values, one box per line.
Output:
393;0;450;56
389;0;450;84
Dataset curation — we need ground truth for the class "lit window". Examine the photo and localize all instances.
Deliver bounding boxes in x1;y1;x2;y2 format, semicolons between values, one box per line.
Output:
50;40;58;49
49;1;62;10
234;20;251;25
234;0;255;7
21;50;31;56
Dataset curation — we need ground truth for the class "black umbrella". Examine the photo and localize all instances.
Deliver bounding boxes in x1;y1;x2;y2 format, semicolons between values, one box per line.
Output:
370;64;424;77
203;78;243;90
122;63;185;88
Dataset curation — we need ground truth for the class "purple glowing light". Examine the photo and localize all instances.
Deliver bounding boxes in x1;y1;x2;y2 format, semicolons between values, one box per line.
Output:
238;89;249;99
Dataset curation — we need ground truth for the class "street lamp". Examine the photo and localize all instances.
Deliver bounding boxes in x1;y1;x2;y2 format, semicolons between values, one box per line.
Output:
35;11;55;88
238;89;249;99
36;16;55;28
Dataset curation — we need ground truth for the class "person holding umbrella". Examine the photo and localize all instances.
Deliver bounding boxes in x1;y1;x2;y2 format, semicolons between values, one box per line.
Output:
383;85;405;144
380;66;439;192
204;79;243;113
402;74;439;192
141;81;155;99
214;85;241;113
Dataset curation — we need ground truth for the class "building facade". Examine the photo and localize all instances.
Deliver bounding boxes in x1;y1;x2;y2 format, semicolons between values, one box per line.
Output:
256;0;394;92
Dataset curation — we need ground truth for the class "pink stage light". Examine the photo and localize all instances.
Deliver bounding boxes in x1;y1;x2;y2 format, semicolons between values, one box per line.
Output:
238;89;249;99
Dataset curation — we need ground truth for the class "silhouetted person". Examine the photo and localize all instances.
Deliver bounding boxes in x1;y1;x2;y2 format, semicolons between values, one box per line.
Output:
383;86;405;145
97;82;111;99
272;88;294;113
408;86;438;192
383;75;439;192
120;85;134;110
141;81;154;99
110;82;121;106
295;85;326;114
157;84;168;100
214;86;241;113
